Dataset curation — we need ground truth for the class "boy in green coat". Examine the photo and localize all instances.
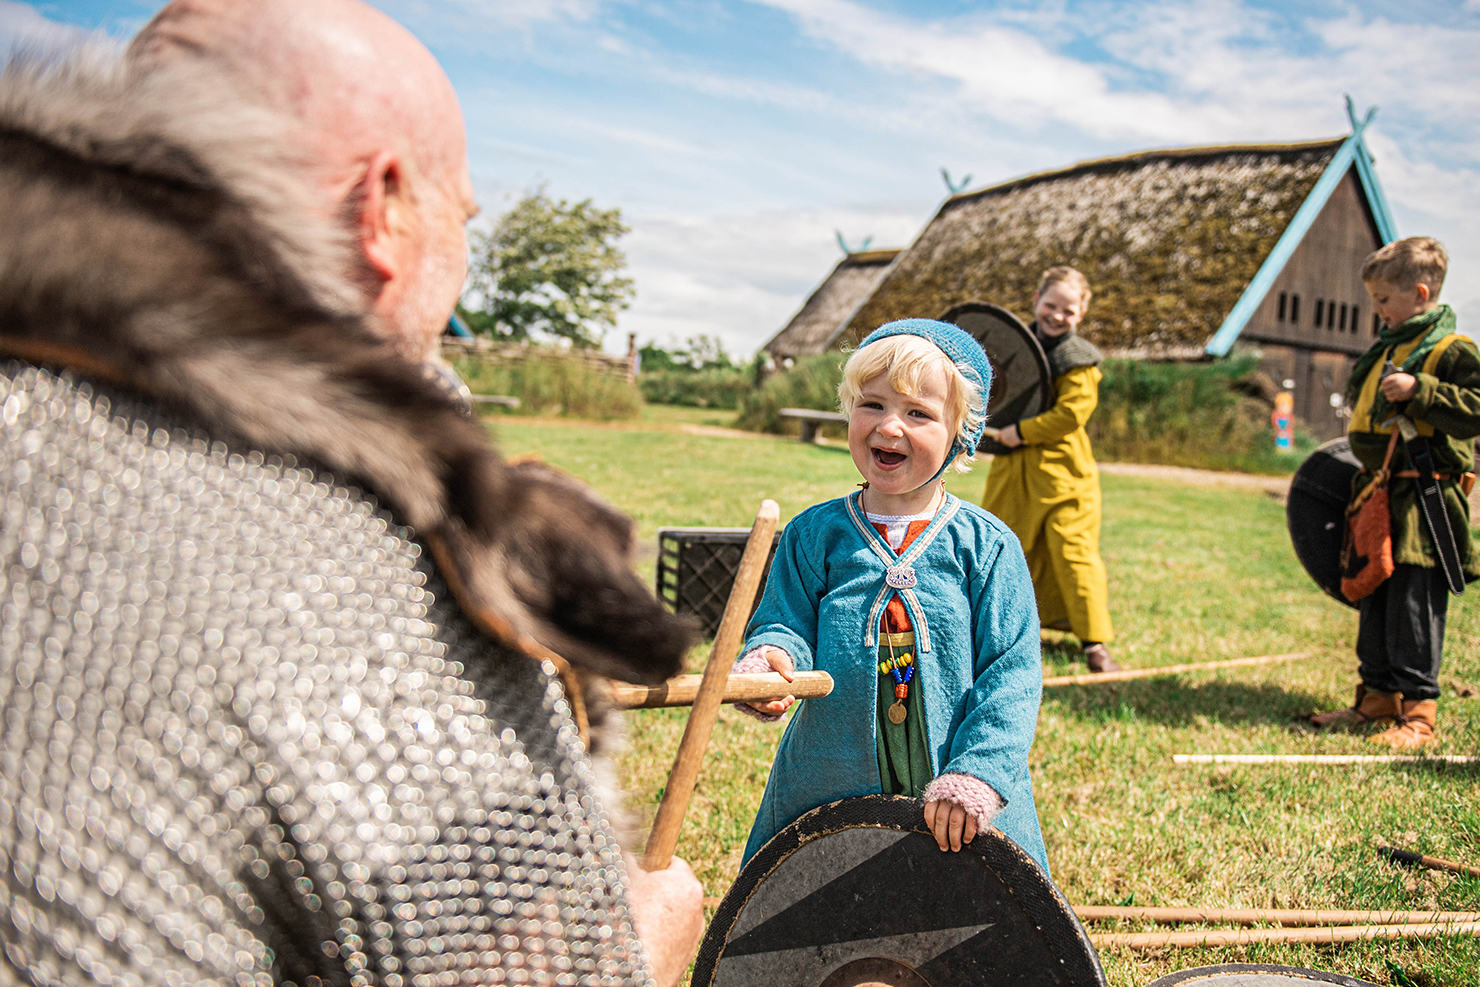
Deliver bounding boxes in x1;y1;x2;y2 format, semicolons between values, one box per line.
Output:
1310;237;1480;747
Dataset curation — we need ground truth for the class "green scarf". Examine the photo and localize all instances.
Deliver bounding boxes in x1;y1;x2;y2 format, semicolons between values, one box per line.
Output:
1344;305;1456;412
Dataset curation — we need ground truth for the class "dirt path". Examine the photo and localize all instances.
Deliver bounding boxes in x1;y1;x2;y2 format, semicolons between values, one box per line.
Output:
1097;461;1291;498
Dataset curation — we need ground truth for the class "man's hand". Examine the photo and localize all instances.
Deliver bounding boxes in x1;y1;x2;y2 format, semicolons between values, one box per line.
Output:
995;424;1023;449
1380;371;1419;403
745;646;796;716
624;853;705;987
923;799;979;852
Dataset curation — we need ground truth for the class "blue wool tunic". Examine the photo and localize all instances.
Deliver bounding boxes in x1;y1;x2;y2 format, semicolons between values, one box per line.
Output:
742;491;1048;870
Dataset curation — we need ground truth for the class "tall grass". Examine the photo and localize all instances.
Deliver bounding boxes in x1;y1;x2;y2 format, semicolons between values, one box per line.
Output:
734;354;846;436
451;349;643;420
1089;355;1314;474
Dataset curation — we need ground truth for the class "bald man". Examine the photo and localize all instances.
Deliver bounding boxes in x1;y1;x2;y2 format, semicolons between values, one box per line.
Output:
0;2;702;985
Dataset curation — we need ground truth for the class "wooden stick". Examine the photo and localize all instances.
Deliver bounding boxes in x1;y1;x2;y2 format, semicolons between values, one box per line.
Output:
1380;846;1480;879
1172;763;1474;769
643;500;781;871
612;670;833;709
1043;652;1309;687
1090;921;1480;950
1075;905;1480;927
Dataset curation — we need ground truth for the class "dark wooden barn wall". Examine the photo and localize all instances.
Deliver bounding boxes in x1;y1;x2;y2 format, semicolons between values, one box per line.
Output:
1240;167;1384;439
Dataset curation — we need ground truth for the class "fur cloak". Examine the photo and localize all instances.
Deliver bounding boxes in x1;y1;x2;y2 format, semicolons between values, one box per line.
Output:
0;48;693;737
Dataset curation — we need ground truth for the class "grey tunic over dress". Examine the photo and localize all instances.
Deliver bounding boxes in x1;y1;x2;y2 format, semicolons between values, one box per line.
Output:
0;364;649;987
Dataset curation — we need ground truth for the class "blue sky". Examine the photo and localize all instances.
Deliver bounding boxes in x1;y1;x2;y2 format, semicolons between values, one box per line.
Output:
7;0;1480;356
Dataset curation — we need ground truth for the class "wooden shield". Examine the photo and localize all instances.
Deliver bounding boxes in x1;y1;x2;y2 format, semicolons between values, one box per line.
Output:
692;795;1105;987
1147;964;1380;987
1287;437;1362;610
940;302;1053;457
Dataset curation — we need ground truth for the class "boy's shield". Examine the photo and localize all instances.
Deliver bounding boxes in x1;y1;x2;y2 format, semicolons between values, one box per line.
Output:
692;794;1105;987
940;302;1053;456
1287;437;1362;609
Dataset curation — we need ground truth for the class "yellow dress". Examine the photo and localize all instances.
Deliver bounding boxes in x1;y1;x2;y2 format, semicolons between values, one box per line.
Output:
980;365;1114;643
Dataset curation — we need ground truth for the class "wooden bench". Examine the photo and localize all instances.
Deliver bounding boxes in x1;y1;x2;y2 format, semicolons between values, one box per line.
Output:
778;407;848;443
471;394;521;409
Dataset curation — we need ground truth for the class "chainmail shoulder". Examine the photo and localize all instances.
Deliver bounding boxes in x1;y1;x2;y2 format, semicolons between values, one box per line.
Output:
1045;334;1103;379
0;362;651;987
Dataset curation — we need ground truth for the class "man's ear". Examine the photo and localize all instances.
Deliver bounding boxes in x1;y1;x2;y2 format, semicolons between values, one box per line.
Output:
357;149;402;283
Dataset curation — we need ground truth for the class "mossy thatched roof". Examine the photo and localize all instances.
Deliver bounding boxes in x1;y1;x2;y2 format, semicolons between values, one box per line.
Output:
765;248;899;359
842;140;1344;355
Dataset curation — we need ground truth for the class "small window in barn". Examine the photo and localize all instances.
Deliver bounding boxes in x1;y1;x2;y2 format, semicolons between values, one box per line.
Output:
1278;292;1288;321
1373;312;1381;336
1314;298;1325;328
1352;305;1360;335
1340;303;1348;331
1327;301;1336;329
1291;294;1301;325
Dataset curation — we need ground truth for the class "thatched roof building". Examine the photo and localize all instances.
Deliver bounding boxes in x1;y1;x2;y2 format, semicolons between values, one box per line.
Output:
836;115;1396;437
763;248;899;364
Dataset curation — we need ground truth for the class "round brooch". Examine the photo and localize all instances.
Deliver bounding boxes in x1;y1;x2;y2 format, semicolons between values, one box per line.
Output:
884;565;917;589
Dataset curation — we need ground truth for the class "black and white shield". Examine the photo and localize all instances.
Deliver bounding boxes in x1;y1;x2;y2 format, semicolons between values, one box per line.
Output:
1147;965;1380;987
691;795;1105;987
1287;437;1362;609
940;302;1053;456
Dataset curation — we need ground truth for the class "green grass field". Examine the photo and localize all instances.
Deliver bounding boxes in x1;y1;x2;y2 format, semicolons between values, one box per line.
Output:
487;406;1480;986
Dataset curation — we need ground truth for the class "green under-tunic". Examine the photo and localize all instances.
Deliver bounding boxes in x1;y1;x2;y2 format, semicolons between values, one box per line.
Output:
875;633;932;797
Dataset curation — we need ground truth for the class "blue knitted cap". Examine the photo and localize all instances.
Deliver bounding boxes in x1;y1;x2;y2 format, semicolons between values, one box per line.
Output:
856;318;992;472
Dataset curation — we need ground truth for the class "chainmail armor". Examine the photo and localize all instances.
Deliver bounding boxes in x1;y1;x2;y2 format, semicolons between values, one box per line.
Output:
0;362;651;987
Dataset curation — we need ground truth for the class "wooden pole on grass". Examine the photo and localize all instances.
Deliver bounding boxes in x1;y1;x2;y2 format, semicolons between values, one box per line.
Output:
1174;754;1480;765
1042;652;1309;687
643;499;781;871
1075;905;1480;927
1090;921;1480;950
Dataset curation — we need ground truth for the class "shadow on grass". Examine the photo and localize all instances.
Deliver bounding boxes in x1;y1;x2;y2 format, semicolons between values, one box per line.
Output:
1044;677;1329;729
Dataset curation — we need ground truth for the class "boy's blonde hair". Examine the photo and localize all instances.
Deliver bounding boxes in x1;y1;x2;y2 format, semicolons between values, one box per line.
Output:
1036;266;1092;306
1361;237;1447;296
838;334;986;474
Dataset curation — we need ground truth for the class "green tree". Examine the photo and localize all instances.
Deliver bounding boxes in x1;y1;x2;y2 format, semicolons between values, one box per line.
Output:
461;187;635;349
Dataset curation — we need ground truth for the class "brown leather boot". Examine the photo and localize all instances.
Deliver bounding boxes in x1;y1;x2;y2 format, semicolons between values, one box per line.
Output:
1308;684;1402;730
1369;699;1437;749
1083;643;1120;674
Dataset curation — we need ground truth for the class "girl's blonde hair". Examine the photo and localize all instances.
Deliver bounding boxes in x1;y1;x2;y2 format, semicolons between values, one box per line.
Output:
838;334;986;474
1035;266;1092;306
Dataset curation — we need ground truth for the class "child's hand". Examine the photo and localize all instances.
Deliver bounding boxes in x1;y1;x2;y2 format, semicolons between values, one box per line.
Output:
1380;371;1419;403
995;424;1023;449
923;798;979;852
744;646;795;716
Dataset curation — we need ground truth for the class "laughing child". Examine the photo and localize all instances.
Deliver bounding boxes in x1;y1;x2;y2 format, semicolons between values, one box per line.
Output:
733;319;1048;870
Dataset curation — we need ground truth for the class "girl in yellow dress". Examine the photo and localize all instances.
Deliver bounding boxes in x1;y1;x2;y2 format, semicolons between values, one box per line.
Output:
981;267;1117;672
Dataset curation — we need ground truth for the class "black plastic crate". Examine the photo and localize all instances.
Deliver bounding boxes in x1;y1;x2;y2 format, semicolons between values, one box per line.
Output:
656;527;781;639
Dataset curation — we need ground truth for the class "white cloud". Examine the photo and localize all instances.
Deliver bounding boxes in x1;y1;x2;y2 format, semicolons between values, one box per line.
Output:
615;203;928;357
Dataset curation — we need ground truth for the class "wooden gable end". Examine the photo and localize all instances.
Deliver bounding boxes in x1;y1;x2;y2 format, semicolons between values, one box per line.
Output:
1237;166;1384;437
1240;167;1384;357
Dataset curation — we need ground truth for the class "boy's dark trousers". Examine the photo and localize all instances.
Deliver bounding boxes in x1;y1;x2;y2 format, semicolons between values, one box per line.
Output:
1356;563;1447;700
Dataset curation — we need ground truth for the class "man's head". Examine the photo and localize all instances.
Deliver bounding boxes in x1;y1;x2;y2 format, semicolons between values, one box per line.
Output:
130;0;477;362
1361;236;1447;330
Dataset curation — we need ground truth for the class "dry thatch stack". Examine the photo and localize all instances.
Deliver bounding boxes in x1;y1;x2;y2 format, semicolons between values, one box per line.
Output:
764;248;899;363
840;140;1343;358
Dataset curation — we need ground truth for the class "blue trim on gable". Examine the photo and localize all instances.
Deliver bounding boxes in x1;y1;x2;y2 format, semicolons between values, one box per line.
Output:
1204;113;1395;358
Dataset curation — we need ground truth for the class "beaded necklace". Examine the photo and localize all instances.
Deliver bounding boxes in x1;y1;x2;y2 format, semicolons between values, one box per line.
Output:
879;636;914;724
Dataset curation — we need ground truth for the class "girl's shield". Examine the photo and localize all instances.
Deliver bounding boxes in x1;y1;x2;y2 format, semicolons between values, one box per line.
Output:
940;302;1053;457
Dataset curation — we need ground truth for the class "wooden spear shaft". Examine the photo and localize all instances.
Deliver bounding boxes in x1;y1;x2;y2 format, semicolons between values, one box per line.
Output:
1075;905;1480;927
643;499;781;871
612;670;833;709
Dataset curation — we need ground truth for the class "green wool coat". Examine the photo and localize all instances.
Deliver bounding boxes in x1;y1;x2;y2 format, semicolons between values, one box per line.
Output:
1346;307;1480;576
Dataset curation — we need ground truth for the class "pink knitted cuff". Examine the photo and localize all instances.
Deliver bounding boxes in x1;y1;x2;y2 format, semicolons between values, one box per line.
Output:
732;649;785;721
921;773;1005;829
